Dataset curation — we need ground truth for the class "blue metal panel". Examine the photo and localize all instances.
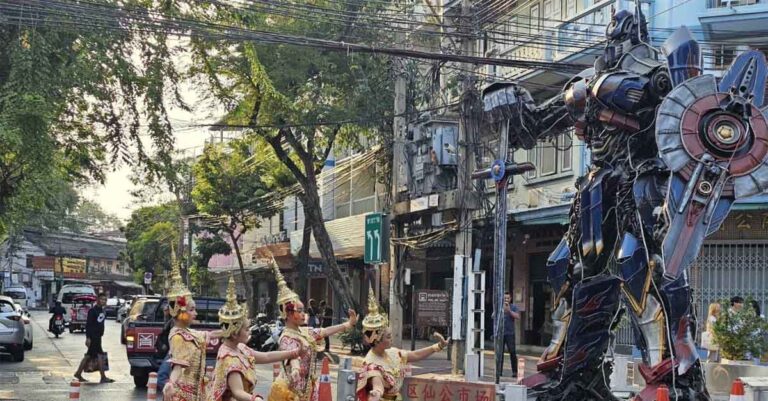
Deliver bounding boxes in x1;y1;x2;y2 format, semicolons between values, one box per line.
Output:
718;50;768;108
547;238;570;294
617;233;649;309
661;26;701;88
563;275;621;372
580;185;593;257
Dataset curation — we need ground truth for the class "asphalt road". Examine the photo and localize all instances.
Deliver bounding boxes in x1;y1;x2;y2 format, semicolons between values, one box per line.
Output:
0;311;281;401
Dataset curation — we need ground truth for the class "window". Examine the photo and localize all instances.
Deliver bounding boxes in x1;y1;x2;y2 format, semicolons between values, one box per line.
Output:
526;133;574;180
333;163;351;219
712;45;737;71
351;164;376;215
561;133;573;172
25;255;33;269
565;0;576;19
543;0;554;29
539;139;557;176
0;301;15;313
530;5;540;35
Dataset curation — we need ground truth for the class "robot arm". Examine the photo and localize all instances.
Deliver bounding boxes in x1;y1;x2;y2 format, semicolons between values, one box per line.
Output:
483;71;591;152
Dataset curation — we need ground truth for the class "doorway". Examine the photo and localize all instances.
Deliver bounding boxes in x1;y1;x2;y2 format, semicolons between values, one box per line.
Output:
526;252;553;346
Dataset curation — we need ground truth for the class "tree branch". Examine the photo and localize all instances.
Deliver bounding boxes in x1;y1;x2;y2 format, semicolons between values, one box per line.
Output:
282;127;311;162
265;129;307;183
314;125;340;175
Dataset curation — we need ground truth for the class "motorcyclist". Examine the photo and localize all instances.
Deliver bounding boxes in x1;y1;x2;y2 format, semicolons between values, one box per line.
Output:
49;301;66;332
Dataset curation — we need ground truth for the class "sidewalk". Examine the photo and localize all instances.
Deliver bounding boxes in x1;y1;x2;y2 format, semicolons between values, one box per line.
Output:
325;337;542;383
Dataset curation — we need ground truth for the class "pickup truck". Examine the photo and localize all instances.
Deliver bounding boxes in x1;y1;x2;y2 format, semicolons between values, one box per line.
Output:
124;296;226;387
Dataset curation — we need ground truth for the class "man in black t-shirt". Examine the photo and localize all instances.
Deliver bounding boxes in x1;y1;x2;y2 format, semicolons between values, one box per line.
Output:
320;300;333;352
74;293;114;383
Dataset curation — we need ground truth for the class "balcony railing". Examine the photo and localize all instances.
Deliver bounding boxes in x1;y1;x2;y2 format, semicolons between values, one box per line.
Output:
707;0;760;8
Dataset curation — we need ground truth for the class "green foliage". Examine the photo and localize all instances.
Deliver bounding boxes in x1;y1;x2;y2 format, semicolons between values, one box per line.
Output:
713;299;768;360
338;320;368;355
124;203;180;286
191;234;232;269
1;5;182;236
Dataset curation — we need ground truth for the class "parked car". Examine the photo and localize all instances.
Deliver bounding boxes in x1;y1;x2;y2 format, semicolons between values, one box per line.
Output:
117;299;133;323
2;285;31;309
57;284;96;323
125;296;225;387
12;303;33;350
104;297;125;319
121;296;161;345
0;295;25;362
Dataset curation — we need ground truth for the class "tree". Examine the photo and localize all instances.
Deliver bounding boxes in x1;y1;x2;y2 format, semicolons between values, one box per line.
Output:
70;199;123;232
124;203;180;290
191;137;280;313
180;1;394;311
0;3;183;237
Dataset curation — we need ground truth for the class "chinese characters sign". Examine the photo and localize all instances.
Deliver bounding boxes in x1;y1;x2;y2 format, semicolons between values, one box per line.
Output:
402;377;495;401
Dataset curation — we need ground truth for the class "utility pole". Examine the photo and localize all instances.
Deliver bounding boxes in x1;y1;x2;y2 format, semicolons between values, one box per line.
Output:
389;53;406;349
451;0;475;377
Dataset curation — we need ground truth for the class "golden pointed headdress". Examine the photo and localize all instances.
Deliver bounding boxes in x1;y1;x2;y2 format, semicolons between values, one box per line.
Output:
271;260;299;318
362;287;389;343
167;246;193;318
218;274;249;338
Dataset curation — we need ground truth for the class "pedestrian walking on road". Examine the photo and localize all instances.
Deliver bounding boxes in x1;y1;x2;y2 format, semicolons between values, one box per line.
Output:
320;300;333;352
73;293;114;384
497;292;520;377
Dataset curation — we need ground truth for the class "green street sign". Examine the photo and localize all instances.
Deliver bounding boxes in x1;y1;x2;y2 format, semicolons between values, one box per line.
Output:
364;213;384;264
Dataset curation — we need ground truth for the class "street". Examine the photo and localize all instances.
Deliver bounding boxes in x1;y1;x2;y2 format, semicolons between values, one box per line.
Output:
0;311;280;401
0;311;537;401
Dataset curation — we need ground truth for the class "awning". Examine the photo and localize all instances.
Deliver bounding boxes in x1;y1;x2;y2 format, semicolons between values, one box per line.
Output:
732;194;768;211
112;281;144;290
509;204;569;226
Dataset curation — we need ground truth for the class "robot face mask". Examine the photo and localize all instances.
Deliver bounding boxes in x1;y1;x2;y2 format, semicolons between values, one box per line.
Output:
603;8;649;68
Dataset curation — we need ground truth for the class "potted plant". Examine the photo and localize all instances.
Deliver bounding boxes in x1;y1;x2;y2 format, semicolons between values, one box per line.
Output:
712;299;768;364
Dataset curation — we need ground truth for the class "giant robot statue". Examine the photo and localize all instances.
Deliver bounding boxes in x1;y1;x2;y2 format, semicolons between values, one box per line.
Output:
482;5;768;401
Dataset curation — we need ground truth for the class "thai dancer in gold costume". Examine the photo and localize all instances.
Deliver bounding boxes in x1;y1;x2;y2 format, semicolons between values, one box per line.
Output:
208;275;305;401
268;263;358;401
356;289;449;401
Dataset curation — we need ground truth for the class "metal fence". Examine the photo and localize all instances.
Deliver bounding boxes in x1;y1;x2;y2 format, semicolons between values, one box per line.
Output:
615;242;768;347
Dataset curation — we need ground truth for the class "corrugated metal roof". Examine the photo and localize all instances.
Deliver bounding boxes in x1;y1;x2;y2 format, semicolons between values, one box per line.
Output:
22;230;125;260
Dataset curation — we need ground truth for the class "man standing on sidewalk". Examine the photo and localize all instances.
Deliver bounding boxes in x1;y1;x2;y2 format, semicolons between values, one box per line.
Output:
499;291;520;377
74;293;114;383
320;300;333;352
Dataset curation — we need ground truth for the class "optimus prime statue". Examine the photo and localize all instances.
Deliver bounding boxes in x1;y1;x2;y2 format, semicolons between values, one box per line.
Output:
482;5;768;401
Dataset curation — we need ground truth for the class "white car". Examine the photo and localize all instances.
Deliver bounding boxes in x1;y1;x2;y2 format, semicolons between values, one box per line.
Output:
117;299;132;323
13;303;33;350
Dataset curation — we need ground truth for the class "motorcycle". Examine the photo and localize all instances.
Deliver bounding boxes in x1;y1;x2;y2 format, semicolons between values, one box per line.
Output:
51;315;65;338
247;313;281;352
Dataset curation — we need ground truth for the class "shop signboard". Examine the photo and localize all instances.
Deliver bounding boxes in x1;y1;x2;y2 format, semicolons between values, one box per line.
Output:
56;258;87;279
414;289;450;327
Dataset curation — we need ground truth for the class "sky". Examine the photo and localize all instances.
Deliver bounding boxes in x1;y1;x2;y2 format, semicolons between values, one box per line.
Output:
80;88;223;223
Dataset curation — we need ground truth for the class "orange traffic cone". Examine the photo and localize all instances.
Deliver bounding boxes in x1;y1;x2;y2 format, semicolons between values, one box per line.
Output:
318;357;332;401
656;384;669;401
730;378;745;401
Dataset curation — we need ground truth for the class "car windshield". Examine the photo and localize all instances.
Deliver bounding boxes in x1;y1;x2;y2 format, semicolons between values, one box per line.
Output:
3;291;25;300
62;292;94;303
194;299;225;324
0;300;15;313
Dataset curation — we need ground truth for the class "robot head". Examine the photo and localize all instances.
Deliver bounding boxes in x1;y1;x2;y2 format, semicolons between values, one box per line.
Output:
602;7;649;67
